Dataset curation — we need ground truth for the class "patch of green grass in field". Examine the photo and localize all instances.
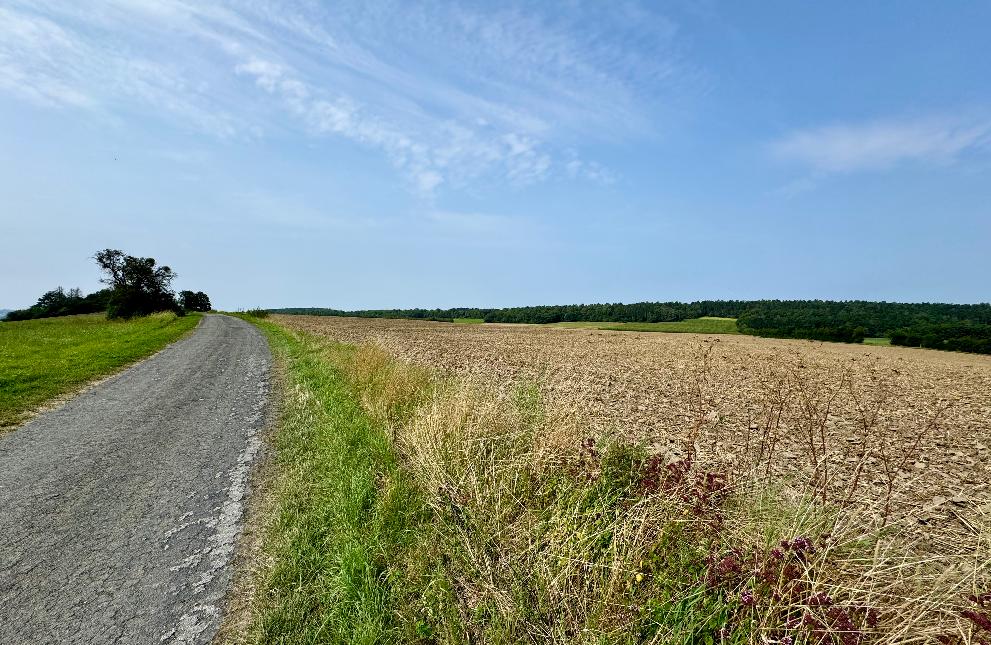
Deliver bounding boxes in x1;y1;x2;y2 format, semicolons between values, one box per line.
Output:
554;316;739;334
0;312;200;428
453;317;485;324
863;337;892;346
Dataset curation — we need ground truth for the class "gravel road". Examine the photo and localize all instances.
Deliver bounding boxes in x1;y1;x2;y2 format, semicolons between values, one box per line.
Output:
0;314;271;645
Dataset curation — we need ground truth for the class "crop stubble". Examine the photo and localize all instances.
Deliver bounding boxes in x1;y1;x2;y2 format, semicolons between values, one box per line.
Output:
275;315;991;546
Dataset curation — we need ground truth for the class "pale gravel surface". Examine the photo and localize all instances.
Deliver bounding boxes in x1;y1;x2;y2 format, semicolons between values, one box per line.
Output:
0;314;270;645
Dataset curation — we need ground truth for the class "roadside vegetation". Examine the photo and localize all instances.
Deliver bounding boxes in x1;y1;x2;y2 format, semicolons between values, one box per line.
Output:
243;318;989;644
238;308;270;319
0;312;200;428
555;316;739;334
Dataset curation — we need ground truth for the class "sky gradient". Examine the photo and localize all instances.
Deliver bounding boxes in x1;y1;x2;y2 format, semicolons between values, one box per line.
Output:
2;1;989;310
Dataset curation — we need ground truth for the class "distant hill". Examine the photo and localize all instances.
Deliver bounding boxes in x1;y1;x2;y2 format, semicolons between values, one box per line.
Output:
0;309;12;320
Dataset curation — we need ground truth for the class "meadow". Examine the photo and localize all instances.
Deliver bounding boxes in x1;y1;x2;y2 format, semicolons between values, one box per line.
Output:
863;337;894;346
0;312;200;428
239;314;991;644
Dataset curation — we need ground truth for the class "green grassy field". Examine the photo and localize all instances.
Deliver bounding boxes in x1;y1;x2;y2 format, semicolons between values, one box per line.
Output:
0;312;201;428
554;316;739;334
453;317;485;324
863;337;892;346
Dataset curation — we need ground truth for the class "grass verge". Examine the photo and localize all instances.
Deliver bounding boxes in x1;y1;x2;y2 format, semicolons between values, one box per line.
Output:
244;317;989;644
555;317;740;334
453;318;485;324
0;311;201;428
240;318;428;643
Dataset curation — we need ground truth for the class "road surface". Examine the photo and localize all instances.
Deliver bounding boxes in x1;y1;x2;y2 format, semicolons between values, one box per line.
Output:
0;314;271;644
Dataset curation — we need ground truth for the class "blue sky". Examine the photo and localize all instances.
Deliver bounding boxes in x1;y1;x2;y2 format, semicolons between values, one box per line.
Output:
1;1;989;310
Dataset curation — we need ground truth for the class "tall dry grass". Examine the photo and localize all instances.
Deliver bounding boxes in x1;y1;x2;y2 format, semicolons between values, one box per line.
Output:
331;341;989;643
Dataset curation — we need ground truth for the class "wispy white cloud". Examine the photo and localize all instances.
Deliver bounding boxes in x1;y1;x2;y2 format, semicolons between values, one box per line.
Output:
772;114;991;173
0;1;689;195
0;3;247;135
0;7;92;108
565;155;617;185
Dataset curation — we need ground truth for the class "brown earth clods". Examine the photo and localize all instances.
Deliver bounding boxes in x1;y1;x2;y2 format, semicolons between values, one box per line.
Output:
275;315;991;545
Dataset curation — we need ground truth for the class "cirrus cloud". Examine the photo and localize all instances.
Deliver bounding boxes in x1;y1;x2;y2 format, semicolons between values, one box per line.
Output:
772;114;991;173
0;0;692;196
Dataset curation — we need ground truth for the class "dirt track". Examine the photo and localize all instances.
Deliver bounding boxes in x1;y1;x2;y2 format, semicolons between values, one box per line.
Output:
0;315;270;645
276;315;991;542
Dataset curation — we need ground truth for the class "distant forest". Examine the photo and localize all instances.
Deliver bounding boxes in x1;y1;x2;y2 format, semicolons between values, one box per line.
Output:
272;300;991;354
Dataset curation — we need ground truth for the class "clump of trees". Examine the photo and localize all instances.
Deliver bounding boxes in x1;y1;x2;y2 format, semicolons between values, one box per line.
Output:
889;322;991;353
94;249;183;318
178;291;212;312
3;249;211;322
3;287;113;322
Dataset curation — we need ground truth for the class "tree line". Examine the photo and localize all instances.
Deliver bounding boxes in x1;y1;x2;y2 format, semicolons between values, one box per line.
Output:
481;301;750;324
3;287;114;322
3;249;211;322
271;307;498;323
271;301;751;325
735;300;991;351
272;299;991;354
889;322;991;354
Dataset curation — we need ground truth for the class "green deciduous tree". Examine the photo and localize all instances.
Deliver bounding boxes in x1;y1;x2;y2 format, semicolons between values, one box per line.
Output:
178;290;212;312
94;249;182;319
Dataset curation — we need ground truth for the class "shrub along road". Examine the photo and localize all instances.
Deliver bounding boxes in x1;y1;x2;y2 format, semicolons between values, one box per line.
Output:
0;314;270;645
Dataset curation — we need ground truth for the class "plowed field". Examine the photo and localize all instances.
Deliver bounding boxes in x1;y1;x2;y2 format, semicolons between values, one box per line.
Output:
275;314;991;545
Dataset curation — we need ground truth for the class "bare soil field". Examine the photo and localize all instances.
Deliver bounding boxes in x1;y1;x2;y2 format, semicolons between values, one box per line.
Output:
275;315;991;547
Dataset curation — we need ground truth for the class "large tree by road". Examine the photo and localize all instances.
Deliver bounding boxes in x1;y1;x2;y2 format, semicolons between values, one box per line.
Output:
94;248;182;319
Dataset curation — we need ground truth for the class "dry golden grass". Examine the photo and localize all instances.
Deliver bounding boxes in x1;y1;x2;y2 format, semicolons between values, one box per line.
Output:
271;315;991;642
